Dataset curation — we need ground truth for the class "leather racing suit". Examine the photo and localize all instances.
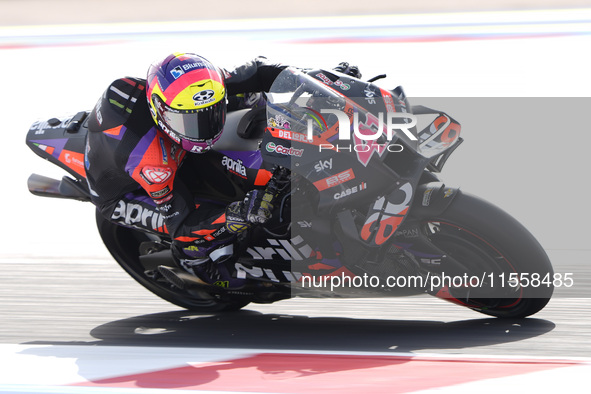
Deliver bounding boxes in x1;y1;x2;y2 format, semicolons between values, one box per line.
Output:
84;57;286;279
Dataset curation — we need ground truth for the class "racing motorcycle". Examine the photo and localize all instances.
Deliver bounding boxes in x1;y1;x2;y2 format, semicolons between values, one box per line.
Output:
26;67;554;318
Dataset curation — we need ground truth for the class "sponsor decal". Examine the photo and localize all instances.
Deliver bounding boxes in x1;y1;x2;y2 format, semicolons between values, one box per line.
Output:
30;117;70;132
268;115;291;130
395;228;420;238
265;142;304;157
419;114;461;149
141;166;172;184
297;220;312;228
162;211;180;220
171;62;208;79
421;258;442;265
58;150;85;177
150;186;171;199
221;156;247;178
64;152;84;168
333;182;367;200
182;62;207;71
422;188;434;207
159;138;168;165
315;73;350;90
244;236;313;261
361;182;412;246
95;99;103;125
235;262;306;283
212;226;227;238
170;66;184;79
84;139;91;170
193;89;216;106
158;120;181;143
382;91;397;113
156;193;173;204
111;200;165;232
313;168;355;191
158;204;172;212
364;85;377;105
314;158;333;172
269;128;315;145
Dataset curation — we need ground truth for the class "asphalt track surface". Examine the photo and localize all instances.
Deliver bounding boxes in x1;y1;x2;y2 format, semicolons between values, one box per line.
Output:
0;256;588;357
2;3;591;392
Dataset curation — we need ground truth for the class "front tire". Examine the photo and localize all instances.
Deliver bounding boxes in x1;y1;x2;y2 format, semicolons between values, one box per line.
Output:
95;210;250;312
422;191;553;318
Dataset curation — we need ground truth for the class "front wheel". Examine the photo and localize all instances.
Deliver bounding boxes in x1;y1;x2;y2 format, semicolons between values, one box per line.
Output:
420;191;553;318
95;210;250;312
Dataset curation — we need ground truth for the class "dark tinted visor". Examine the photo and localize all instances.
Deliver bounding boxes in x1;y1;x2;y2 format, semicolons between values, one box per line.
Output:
154;95;227;141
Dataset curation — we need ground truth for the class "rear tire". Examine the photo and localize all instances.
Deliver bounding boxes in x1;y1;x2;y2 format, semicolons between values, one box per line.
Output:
95;210;250;312
422;191;553;318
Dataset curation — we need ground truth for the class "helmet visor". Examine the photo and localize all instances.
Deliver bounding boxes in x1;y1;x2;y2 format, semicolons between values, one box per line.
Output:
154;95;226;141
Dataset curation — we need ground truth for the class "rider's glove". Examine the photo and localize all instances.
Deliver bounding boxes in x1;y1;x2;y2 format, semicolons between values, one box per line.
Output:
225;189;275;234
333;62;362;79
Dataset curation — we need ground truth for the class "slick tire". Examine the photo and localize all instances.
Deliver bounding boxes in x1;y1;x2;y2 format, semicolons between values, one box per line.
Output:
423;191;554;318
95;210;249;312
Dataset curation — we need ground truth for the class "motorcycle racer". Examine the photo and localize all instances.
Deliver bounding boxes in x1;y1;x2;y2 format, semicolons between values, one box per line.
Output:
84;53;287;285
85;53;361;286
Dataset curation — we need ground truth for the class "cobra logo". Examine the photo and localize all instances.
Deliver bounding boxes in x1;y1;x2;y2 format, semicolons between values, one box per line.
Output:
193;90;215;105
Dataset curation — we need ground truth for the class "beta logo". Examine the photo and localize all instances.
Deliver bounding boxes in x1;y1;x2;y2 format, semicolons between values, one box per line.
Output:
142;166;172;184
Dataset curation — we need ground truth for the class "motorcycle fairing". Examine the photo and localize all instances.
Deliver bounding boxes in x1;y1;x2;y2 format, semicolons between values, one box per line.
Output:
26;111;89;180
262;68;462;247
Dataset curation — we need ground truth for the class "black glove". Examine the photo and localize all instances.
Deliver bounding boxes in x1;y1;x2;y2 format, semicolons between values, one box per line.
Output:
333;62;362;79
225;189;275;234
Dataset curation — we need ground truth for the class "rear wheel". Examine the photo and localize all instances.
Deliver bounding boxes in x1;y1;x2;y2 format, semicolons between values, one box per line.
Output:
95;210;250;312
421;191;553;318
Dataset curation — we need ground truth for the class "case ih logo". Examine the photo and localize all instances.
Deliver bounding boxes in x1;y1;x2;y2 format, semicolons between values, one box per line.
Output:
142;167;172;184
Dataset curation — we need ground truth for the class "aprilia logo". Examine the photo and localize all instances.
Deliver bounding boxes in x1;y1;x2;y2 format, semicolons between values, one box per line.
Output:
235;263;304;283
222;156;247;177
245;236;313;261
111;200;165;232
